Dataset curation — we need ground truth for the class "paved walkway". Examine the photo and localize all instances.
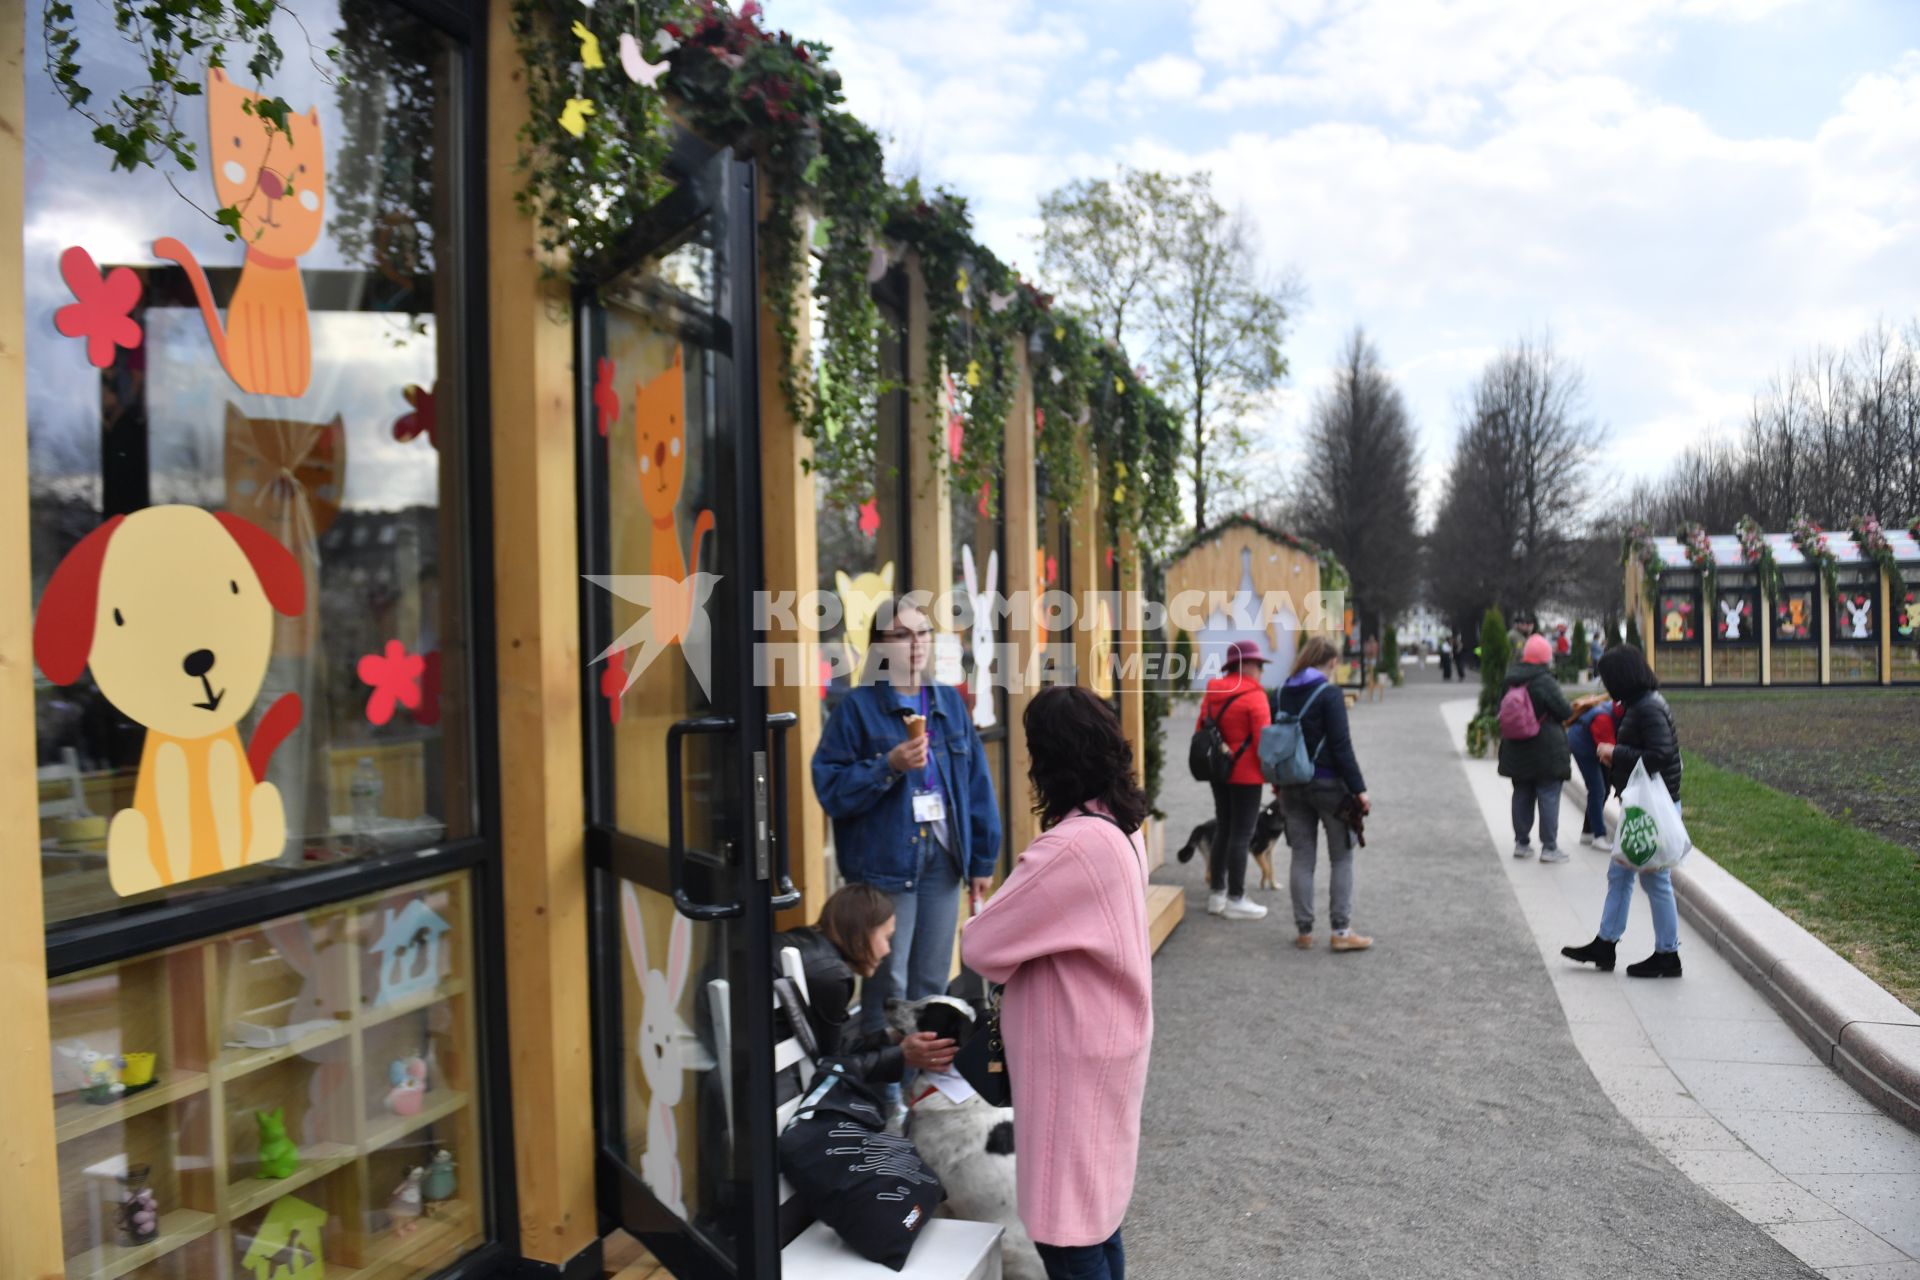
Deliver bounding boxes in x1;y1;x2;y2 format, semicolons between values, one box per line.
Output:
1130;672;1830;1279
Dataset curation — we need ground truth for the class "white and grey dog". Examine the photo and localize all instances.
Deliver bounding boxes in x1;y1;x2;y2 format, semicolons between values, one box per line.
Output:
886;994;1043;1280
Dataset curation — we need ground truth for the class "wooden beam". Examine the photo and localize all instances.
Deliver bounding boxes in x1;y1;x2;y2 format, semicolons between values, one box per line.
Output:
1819;577;1831;685
760;196;825;932
905;258;952;602
1760;578;1772;686
1002;346;1039;858
0;5;66;1273
486;2;596;1264
1070;438;1099;695
1881;571;1892;686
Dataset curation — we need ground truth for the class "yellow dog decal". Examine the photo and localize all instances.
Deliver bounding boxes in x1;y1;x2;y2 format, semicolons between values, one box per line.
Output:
34;506;305;896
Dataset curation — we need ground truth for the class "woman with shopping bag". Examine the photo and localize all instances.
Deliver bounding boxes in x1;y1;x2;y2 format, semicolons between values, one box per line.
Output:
1560;645;1689;978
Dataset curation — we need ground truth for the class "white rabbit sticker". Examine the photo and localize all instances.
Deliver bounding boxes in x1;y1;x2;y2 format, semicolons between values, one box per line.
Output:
622;881;694;1221
1720;597;1744;641
1846;597;1873;639
962;544;999;730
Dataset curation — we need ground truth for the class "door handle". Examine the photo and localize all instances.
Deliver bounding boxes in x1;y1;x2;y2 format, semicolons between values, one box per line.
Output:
667;716;745;920
765;712;801;909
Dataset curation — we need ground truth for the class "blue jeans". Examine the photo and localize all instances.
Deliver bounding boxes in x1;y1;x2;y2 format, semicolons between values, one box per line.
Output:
1601;862;1680;952
1037;1228;1125;1279
858;835;963;1035
1567;724;1608;837
1511;778;1563;851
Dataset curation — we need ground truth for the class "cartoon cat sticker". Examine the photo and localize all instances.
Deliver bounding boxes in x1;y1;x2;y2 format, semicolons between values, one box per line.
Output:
154;69;325;398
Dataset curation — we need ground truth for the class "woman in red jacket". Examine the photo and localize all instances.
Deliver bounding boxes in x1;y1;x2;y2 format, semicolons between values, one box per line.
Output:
1197;640;1272;919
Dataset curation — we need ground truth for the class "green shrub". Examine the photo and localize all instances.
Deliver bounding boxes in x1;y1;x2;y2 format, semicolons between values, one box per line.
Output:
1466;714;1498;757
1380;627;1402;685
1478;607;1510;718
1571;619;1589;671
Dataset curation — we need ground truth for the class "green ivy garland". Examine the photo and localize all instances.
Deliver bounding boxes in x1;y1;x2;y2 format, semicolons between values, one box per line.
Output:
42;0;340;239
1736;516;1784;605
1623;523;1666;615
1848;515;1906;609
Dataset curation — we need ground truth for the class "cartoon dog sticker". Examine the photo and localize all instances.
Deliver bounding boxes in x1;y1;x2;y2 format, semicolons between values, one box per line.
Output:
34;506;305;896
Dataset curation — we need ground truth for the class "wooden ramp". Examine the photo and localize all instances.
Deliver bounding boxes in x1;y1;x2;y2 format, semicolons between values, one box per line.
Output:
1147;883;1185;954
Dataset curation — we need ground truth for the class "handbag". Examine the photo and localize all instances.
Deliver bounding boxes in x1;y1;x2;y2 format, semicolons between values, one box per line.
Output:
953;985;1011;1107
778;1061;947;1271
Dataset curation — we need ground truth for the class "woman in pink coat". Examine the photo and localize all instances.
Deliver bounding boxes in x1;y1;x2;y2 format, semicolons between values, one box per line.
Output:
963;685;1154;1280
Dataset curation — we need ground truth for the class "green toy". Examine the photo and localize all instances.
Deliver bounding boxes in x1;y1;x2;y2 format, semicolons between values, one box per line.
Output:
256;1109;299;1179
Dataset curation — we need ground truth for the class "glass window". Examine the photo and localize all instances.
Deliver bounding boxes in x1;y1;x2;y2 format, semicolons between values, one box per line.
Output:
27;2;473;924
1713;584;1760;646
46;872;484;1279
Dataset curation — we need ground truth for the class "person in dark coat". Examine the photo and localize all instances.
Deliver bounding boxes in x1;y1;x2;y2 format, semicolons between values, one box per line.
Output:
1563;646;1686;979
775;884;960;1083
1499;633;1574;862
1272;635;1373;951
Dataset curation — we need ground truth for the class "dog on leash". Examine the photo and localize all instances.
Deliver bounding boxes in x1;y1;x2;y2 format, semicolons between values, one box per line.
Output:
1174;798;1286;889
886;994;1043;1280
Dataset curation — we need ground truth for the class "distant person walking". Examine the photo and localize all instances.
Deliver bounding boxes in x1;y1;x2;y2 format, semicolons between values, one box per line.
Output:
1195;640;1271;920
1438;638;1455;682
1562;646;1686;979
1499;634;1574;863
1273;636;1373;951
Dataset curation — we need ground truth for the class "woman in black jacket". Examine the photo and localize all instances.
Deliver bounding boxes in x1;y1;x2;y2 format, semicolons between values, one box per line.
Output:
1562;646;1685;979
776;884;959;1084
1272;636;1373;952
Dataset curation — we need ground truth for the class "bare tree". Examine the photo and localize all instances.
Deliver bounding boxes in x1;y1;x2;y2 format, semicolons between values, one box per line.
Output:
1426;334;1598;622
1150;177;1299;531
1282;327;1420;637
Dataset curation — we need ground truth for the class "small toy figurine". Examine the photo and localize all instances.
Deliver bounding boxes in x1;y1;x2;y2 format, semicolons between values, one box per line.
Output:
385;1054;428;1117
118;1163;158;1245
422;1149;457;1203
77;1049;126;1105
389;1166;425;1237
256;1108;300;1179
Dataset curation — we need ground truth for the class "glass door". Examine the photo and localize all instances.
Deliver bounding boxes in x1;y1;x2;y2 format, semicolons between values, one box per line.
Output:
578;145;790;1279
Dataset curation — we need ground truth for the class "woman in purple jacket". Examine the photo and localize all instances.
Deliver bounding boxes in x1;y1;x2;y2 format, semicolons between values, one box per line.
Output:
1272;635;1373;951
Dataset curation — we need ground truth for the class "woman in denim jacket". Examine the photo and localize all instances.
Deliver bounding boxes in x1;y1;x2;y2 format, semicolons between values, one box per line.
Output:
811;596;1002;1043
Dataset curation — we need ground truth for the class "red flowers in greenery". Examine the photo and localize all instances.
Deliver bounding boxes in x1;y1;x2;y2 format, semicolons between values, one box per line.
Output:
54;245;143;368
858;496;881;538
358;640;426;727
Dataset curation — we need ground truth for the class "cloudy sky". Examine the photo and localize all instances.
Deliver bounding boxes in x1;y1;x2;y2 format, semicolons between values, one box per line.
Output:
774;0;1920;513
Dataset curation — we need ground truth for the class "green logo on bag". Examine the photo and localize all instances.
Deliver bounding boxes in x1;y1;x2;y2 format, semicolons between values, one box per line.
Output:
1619;807;1659;867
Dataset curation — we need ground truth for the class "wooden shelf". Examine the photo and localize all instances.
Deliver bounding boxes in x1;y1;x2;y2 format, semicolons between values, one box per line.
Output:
215;1019;353;1080
334;1201;477;1280
365;1089;471;1154
65;1208;215;1280
54;1070;210;1143
360;977;468;1031
225;1143;357;1219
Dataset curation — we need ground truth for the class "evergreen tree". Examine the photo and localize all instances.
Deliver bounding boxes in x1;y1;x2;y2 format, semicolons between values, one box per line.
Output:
1571;619;1590;671
1479;607;1510;717
1380;627;1402;685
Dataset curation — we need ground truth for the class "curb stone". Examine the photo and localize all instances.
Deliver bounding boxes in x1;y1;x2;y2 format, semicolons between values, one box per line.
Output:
1568;771;1920;1135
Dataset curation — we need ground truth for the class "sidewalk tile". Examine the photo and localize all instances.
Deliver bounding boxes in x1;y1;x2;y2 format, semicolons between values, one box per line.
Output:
1764;1219;1908;1269
1796;1175;1920;1259
1721;1112;1920;1177
1668;1059;1882;1115
1642;1016;1826;1067
1705;1180;1846;1224
1637;1115;1748;1153
1669;1148;1787;1184
1817;1264;1920;1280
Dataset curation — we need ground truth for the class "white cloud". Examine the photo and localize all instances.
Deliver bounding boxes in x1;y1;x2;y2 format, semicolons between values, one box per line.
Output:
1122;54;1207;102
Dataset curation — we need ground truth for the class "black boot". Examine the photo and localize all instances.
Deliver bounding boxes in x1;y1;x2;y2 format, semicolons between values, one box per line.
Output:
1561;936;1616;971
1626;950;1683;979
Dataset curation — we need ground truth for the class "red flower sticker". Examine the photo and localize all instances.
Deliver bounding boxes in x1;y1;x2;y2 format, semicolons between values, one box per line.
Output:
858;497;881;538
357;640;426;726
594;357;619;438
1046;555;1059;586
977;482;991;517
601;648;628;723
54;246;143;368
394;383;438;447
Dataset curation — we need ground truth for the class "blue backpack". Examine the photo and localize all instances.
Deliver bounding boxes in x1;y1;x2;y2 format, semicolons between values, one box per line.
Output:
1258;682;1332;786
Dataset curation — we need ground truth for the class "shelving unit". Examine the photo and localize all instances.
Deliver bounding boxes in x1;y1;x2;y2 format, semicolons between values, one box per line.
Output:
49;872;484;1280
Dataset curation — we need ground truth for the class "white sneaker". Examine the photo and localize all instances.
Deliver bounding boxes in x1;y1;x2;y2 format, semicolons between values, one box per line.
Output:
1207;891;1228;916
1222;895;1268;920
1579;832;1596;847
1539;847;1569;864
1594;834;1614;853
1513;843;1534;859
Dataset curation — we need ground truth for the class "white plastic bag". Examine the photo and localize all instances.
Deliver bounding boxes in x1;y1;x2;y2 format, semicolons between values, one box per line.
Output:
1615;758;1691;871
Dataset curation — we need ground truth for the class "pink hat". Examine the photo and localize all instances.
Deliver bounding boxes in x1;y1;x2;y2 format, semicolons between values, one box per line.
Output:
1522;634;1552;664
1225;640;1267;668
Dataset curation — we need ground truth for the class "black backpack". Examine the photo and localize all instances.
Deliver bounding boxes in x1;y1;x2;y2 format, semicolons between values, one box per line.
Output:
1188;689;1257;784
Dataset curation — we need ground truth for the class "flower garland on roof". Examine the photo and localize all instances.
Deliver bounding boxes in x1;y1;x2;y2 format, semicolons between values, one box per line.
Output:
1788;515;1839;596
1735;516;1783;604
1849;514;1906;608
1676;522;1716;602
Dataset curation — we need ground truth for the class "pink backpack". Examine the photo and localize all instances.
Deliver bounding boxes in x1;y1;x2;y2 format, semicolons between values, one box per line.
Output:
1498;684;1541;740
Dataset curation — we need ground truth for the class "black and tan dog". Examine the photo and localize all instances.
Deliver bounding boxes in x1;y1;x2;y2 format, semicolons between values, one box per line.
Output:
1175;798;1287;890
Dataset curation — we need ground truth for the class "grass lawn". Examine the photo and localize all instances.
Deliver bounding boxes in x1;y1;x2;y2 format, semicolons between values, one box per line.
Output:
1682;750;1920;1011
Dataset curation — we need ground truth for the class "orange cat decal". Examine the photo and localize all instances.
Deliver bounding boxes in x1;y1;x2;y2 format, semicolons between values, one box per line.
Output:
634;347;717;645
153;68;325;398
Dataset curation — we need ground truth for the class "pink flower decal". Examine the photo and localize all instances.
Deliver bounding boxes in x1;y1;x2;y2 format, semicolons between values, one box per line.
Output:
858;497;881;538
1045;554;1059;586
358;640;426;726
394;383;439;447
54;246;143;368
594;357;619;438
601;648;628;723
